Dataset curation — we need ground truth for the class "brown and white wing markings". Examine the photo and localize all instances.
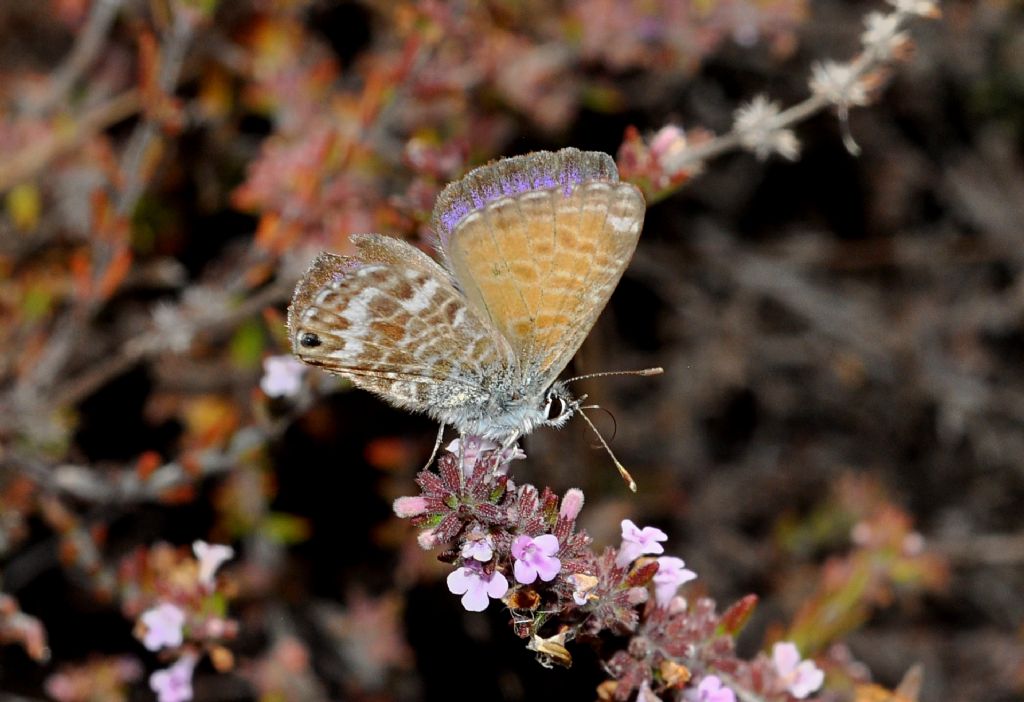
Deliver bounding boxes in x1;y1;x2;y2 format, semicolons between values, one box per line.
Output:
444;180;645;382
288;241;513;412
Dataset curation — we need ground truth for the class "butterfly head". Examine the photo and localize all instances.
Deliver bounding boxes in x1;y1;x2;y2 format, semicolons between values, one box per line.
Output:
540;381;577;430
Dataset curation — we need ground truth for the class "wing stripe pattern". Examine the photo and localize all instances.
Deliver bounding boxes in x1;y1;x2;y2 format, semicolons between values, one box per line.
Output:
289;250;513;411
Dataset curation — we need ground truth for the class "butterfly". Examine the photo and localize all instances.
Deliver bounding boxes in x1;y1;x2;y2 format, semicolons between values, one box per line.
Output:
287;148;650;485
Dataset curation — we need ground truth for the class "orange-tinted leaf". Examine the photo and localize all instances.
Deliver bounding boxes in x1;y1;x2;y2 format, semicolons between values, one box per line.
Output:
626;559;659;587
70;249;92;298
717;594;758;637
138;31;161;102
160;484;196;505
136;451;163;480
96;246;133;300
182;395;239;448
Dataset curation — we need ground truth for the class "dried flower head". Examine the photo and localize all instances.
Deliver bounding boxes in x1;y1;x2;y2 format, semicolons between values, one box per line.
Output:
861;12;909;59
809;60;871;109
151;302;195;353
733;95;800;161
887;0;940;18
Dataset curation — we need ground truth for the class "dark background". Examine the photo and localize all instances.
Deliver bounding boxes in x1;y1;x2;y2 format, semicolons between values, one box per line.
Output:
1;1;1023;701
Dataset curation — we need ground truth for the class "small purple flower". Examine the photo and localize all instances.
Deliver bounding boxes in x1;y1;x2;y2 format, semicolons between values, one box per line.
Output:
140;602;186;651
260;355;306;397
772;642;825;699
616;519;668;567
192;540;234;589
149;654;197;702
684;675;736;702
446;562;509;612
511;534;561;584
461;534;494;562
653;556;697;608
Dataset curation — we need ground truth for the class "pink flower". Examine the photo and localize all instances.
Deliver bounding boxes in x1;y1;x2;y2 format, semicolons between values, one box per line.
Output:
650;124;689;173
637;680;662;702
140;603;185;651
461;534;494;562
149;654;197;702
625;587;649;606
772;642;825;698
416;528;439;550
446;562;509;611
446;437;525;477
393;496;428;518
616;519;668;567
559;488;585;521
192;541;234;588
511;534;561;584
685;675;736;702
259;355;306;397
653;556;697;608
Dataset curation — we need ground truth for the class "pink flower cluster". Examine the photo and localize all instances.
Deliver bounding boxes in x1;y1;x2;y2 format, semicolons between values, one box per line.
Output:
136;540;236;702
393;439;830;702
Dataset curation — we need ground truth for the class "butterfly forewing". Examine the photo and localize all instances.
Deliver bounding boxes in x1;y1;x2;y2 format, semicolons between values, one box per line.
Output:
289;244;514;411
444;180;644;382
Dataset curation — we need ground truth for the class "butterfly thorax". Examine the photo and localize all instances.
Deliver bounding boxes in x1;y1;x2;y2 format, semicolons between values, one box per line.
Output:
433;366;575;440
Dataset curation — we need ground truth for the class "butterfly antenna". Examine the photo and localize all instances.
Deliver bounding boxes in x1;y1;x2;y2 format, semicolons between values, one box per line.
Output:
578;404;618;442
563;367;663;385
576;407;637;493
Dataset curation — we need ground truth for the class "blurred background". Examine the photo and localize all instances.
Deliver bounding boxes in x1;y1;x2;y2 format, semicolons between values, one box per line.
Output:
1;0;1022;700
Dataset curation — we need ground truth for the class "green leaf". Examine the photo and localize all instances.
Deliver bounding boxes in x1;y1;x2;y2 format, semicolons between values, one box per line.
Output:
260;512;311;545
230;319;265;369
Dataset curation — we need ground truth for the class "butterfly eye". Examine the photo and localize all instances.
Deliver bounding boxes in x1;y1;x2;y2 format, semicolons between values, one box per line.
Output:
545;396;566;421
299;332;322;348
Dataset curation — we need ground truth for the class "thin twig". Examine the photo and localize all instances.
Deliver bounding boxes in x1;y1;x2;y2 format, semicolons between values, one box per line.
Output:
31;0;126;114
657;19;902;198
935;532;1024;567
116;9;195;215
47;278;292;409
0;90;141;193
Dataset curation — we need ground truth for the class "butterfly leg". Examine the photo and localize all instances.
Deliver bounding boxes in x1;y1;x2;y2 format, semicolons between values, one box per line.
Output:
421;423;446;471
500;433;521;452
